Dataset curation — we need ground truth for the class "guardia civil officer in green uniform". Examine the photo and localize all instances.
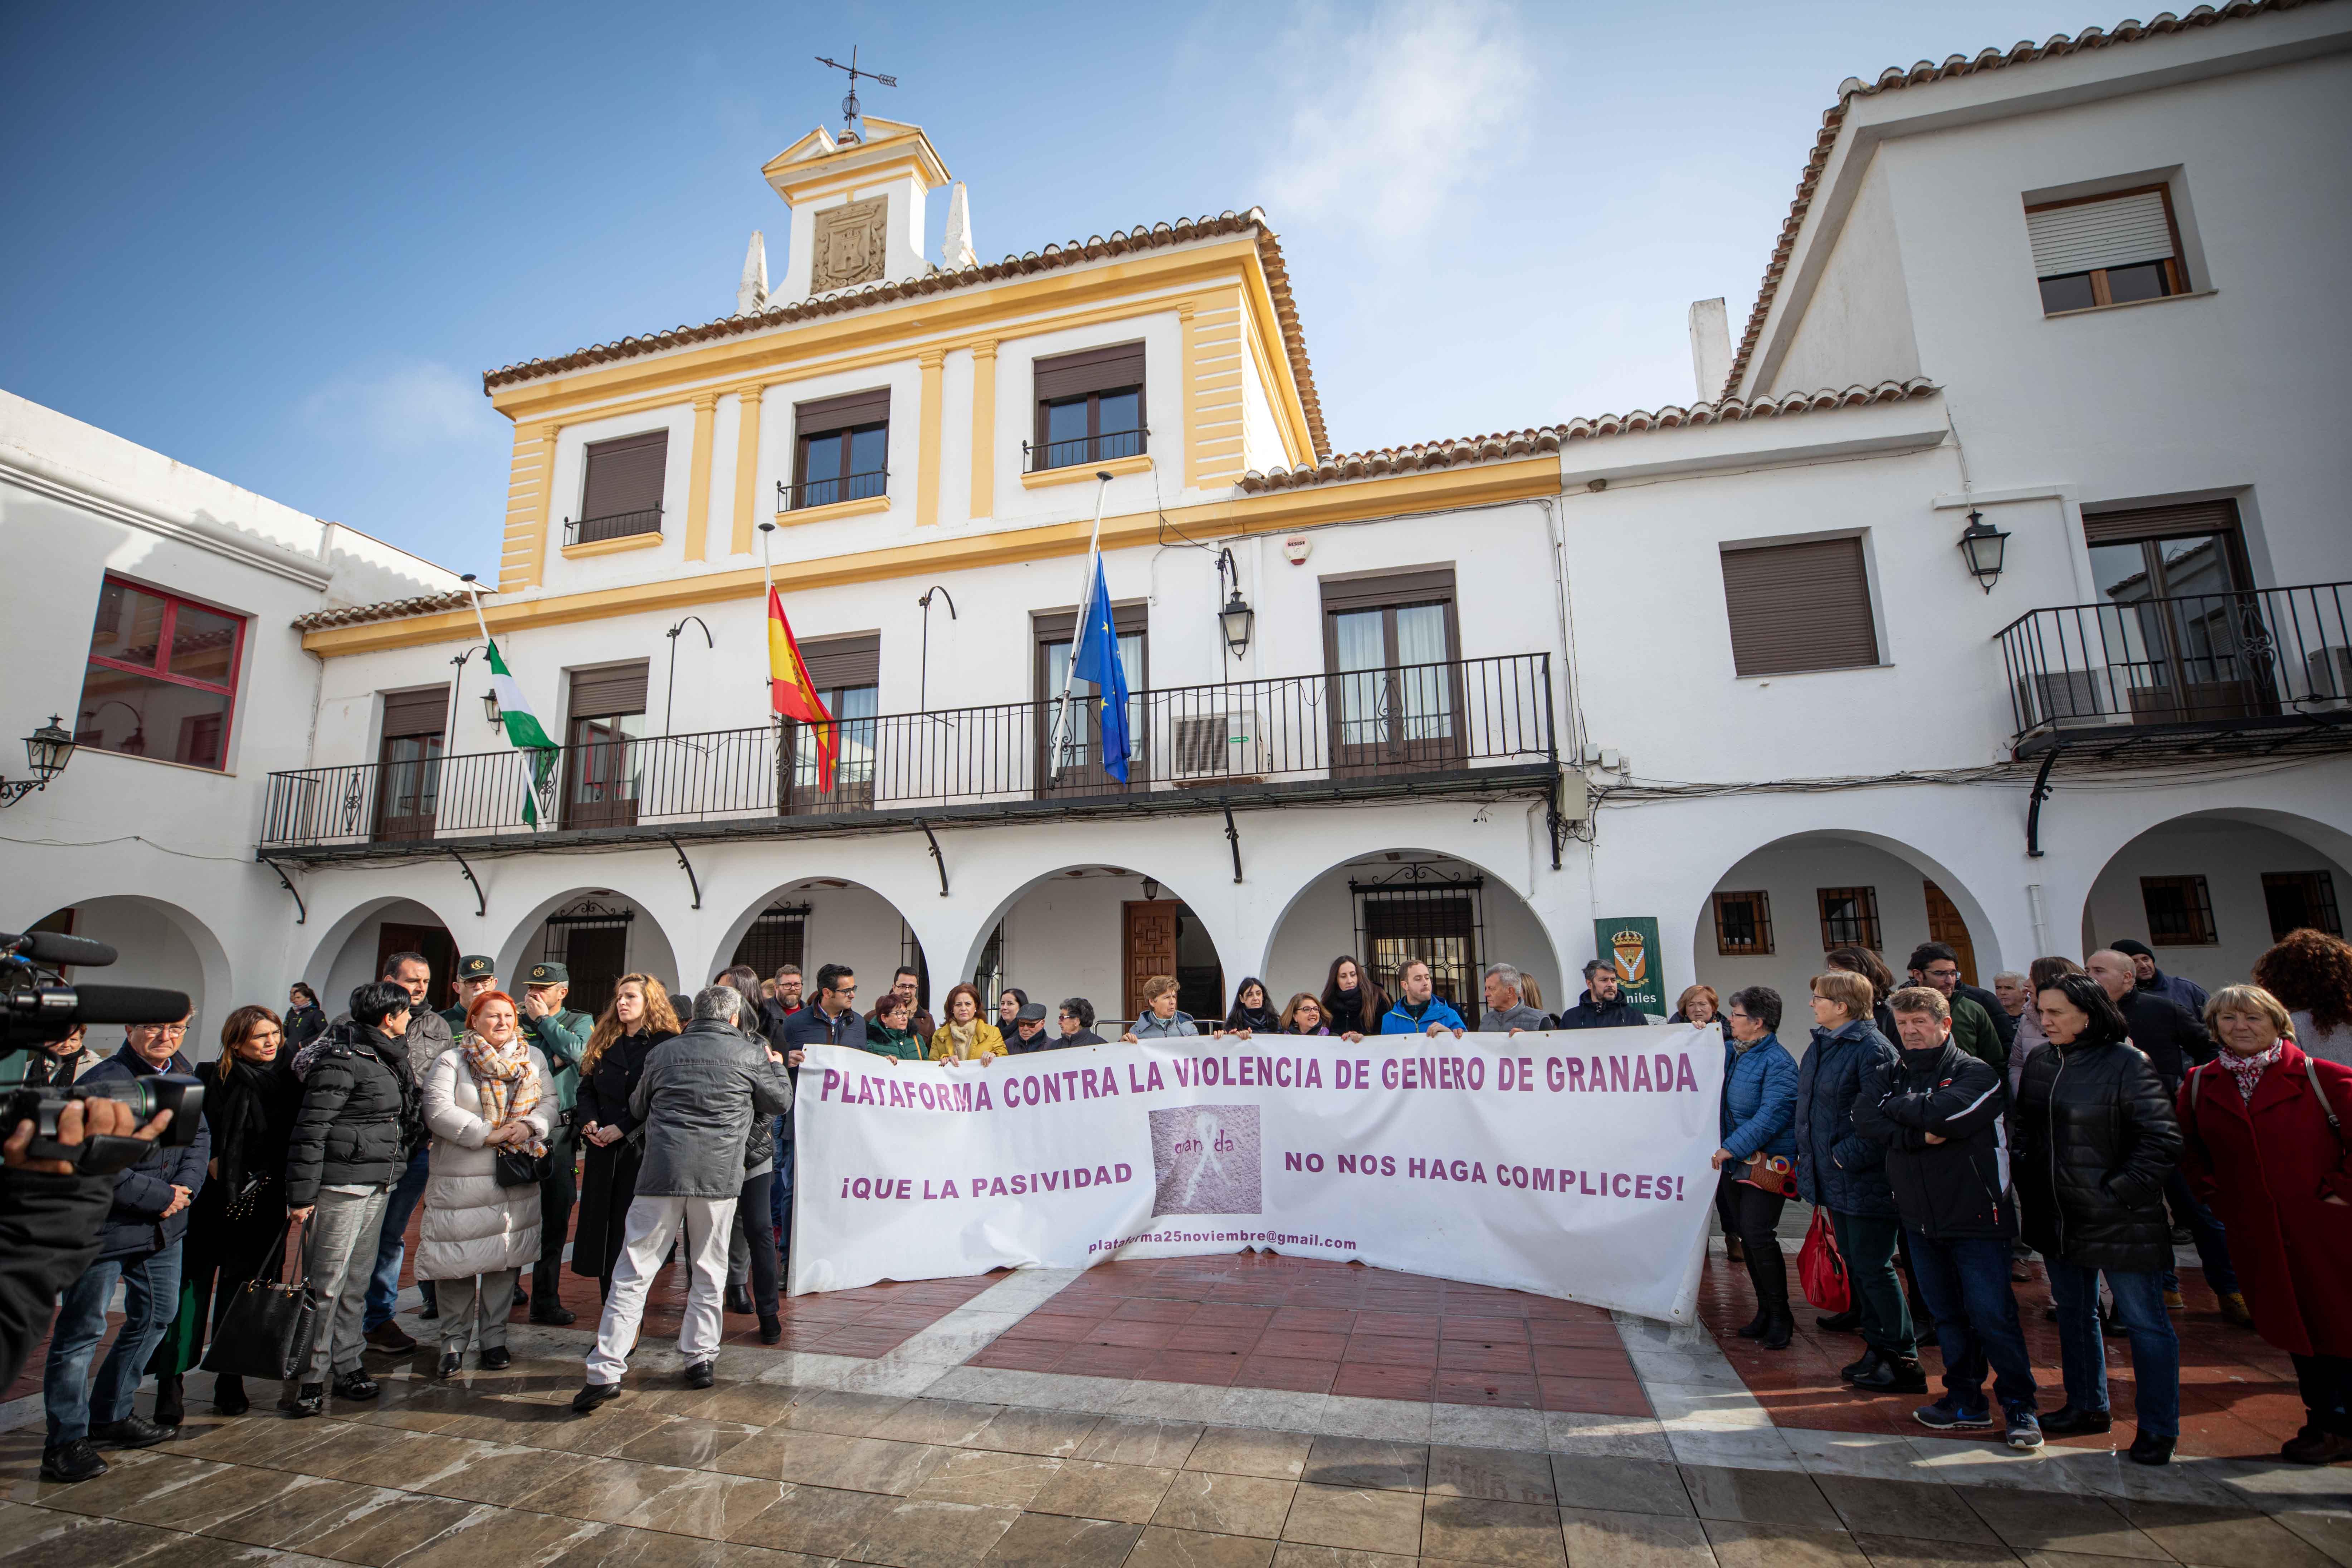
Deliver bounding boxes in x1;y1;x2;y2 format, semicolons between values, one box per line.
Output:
518;961;593;1325
440;955;501;1035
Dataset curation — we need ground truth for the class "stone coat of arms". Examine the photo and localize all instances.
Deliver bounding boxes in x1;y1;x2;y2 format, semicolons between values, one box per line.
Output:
811;197;888;291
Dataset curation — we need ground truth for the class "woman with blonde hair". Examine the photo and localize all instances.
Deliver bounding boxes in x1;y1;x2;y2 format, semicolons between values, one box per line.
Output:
573;975;680;1301
930;982;1006;1061
419;991;553;1377
2178;983;2352;1464
1671;985;1721;1027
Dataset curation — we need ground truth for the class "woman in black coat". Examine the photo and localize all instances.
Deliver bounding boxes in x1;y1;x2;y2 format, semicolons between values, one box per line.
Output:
2015;971;2184;1465
1224;977;1281;1036
1319;956;1387;1044
572;975;682;1300
160;1005;303;1417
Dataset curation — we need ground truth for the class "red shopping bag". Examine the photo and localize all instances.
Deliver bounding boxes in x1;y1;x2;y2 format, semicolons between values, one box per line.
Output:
1797;1209;1850;1313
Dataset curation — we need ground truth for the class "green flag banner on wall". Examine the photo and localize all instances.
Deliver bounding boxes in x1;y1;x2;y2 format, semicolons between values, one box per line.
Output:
1594;917;1666;1018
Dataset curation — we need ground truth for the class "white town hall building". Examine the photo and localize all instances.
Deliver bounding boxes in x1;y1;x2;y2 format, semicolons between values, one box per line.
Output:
5;1;2349;1046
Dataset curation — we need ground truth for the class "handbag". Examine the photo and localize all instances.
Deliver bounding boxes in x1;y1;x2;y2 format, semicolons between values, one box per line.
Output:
494;1144;552;1187
1797;1208;1851;1313
1736;1151;1797;1198
200;1217;318;1382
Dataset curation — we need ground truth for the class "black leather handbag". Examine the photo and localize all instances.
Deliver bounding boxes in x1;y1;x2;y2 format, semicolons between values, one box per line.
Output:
494;1145;552;1187
200;1218;317;1381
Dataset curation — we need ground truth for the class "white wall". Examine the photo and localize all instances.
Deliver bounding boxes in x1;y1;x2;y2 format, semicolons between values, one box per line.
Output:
2082;818;2352;994
1769;158;1923;395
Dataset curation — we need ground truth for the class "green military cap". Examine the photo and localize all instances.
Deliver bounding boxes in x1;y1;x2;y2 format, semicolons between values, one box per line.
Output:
524;961;569;985
455;954;498;982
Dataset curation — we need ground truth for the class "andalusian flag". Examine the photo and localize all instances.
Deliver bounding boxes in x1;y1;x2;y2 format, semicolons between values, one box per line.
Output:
485;639;560;826
767;586;836;792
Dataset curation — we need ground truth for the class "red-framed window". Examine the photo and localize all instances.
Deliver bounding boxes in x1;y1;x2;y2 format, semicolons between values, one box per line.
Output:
75;577;246;772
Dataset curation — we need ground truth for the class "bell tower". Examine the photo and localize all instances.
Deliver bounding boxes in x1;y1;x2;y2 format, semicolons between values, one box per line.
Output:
761;117;952;304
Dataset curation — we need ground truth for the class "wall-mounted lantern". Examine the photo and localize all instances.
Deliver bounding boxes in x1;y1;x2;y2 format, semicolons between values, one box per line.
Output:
0;716;76;806
1957;509;2010;593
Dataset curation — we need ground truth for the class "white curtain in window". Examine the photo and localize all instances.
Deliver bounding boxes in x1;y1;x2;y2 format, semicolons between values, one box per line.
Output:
1395;604;1452;741
1334;610;1384;745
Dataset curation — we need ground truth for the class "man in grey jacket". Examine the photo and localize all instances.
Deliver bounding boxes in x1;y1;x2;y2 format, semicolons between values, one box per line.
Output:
1477;964;1548;1034
575;985;792;1411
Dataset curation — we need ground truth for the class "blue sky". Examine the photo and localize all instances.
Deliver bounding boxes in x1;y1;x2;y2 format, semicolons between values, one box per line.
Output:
3;0;2088;578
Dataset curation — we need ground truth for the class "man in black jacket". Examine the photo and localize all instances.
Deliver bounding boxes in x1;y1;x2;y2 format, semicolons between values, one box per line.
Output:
1558;959;1645;1029
1856;988;2041;1451
2086;949;2248;1325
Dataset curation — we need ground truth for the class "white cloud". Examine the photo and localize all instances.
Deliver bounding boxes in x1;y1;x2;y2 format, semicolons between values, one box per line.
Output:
1256;0;1539;242
300;358;491;453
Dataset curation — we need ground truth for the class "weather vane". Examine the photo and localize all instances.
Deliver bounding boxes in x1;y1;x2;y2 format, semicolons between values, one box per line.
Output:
814;47;896;141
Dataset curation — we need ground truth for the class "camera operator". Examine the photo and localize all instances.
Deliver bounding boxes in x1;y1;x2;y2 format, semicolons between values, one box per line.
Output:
2;1098;173;1402
38;1012;210;1483
19;1025;99;1089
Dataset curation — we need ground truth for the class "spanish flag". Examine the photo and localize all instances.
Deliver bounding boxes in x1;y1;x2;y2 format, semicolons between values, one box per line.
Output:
767;587;836;792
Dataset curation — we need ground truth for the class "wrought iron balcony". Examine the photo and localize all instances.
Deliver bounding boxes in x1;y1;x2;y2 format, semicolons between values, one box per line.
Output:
1997;581;2352;752
780;471;888;511
259;653;1560;855
562;507;663;547
1025;429;1145;473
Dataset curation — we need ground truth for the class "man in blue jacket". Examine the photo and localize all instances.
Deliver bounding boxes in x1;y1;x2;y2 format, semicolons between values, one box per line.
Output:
39;1014;210;1483
1380;959;1467;1036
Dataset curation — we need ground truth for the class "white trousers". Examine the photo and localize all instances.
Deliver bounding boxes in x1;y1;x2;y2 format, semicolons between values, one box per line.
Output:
585;1192;736;1385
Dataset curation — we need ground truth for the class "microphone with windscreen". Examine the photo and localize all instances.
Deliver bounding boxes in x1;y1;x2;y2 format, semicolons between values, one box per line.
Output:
0;929;120;967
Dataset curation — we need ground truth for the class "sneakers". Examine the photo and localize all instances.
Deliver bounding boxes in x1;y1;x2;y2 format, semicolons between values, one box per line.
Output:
683;1360;716;1389
1851;1355;1929;1395
479;1346;512;1370
332;1371;380;1402
1913;1397;1993;1431
2282;1425;2352;1465
2005;1407;2045;1450
2219;1291;2256;1329
2129;1430;2176;1466
2038;1404;2113;1436
89;1413;177;1448
573;1380;621;1414
280;1383;324;1418
39;1439;108;1484
366;1321;418;1354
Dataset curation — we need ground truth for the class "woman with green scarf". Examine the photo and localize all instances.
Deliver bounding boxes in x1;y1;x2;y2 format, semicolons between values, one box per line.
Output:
864;992;926;1061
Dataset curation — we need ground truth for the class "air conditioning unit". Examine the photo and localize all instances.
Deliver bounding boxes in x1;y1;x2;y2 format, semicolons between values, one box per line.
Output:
2304;646;2352;705
2020;669;2132;731
1171;713;1261;779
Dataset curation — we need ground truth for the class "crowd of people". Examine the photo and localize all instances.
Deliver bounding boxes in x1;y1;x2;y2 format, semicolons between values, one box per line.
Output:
20;925;2351;1481
1704;930;2352;1470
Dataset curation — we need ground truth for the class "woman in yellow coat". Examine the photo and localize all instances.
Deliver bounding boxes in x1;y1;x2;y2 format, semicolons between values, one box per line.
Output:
929;982;1007;1061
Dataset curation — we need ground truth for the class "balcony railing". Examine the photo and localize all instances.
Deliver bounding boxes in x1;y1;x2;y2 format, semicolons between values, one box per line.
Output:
1997;581;2352;742
1025;429;1145;473
259;653;1557;851
563;507;663;547
779;471;888;511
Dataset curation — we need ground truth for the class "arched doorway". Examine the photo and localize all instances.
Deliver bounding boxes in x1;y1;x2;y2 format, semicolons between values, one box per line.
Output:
963;865;1231;1034
305;896;462;1020
713;876;929;1017
495;888;684;1021
2083;811;2352;993
1264;849;1562;1027
1693;831;2002;1024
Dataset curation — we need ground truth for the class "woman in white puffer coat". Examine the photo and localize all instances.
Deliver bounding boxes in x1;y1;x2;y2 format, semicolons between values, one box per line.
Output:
420;991;552;1377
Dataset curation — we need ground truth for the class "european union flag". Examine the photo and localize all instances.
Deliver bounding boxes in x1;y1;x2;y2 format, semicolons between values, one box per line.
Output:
1070;551;1131;782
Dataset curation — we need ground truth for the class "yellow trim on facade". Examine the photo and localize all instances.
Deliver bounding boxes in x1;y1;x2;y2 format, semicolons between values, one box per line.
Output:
488;241;1267;420
969;340;998;522
682;391;719;562
500;423;560;591
772;491;891;527
769;158;934;207
305;456;1560;656
761;126;950;197
1021;452;1154;490
560;529;666;559
729;383;765;558
914;348;945;528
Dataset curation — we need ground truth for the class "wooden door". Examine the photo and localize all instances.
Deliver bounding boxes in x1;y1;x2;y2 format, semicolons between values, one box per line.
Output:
375;923;456;1011
1921;881;1978;987
1123;901;1179;1024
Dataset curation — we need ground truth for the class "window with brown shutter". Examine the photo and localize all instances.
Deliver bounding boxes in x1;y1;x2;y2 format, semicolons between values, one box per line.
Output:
790;391;890;510
1719;537;1879;678
381;686;449;739
574;431;668;544
2025;185;2187;315
1032;341;1146;472
797;632;879;691
563;663;648;831
567;663;648;720
375;685;449;842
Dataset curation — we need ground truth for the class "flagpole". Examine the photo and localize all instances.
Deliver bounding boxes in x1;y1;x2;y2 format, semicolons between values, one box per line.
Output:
1047;471;1115;772
463;574;493;650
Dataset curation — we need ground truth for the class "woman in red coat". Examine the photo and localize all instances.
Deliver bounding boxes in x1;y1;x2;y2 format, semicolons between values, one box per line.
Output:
2177;983;2352;1465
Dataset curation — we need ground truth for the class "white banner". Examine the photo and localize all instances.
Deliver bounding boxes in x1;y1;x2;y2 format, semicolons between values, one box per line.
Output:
789;1025;1724;1323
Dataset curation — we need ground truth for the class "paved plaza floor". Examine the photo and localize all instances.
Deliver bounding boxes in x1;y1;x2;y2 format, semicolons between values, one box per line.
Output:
6;1245;2347;1568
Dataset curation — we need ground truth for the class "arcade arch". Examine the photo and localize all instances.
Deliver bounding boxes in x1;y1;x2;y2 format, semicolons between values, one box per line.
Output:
962;864;1236;1031
22;895;232;1051
2082;809;2352;993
